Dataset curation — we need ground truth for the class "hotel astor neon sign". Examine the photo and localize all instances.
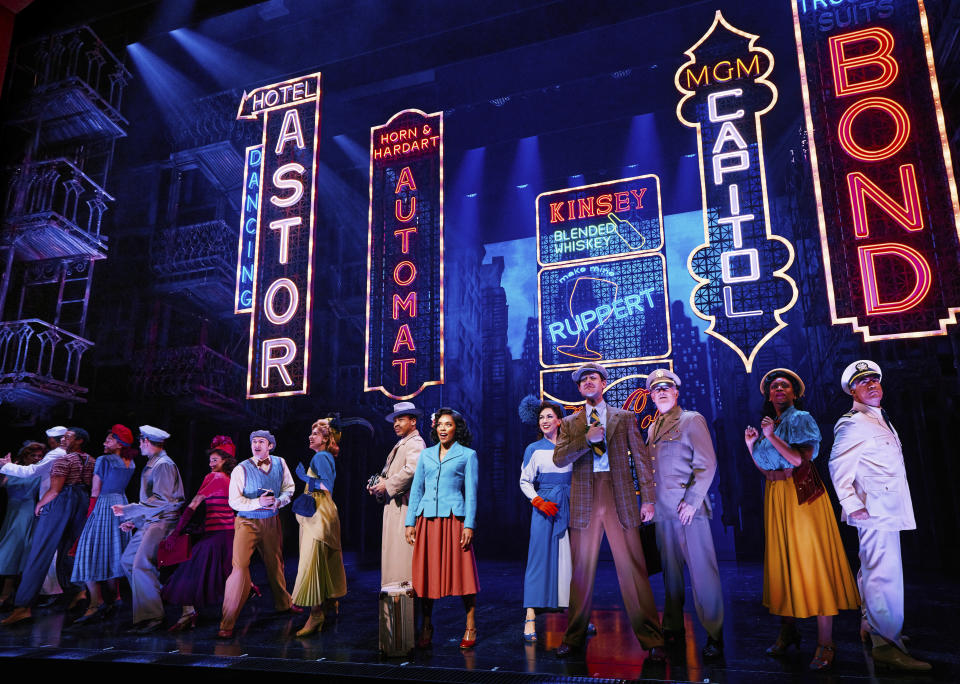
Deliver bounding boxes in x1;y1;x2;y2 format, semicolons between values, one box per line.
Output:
675;12;798;372
365;110;444;400
236;73;321;398
793;0;960;339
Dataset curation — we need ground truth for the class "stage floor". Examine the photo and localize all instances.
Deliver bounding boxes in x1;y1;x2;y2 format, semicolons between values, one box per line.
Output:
0;557;956;683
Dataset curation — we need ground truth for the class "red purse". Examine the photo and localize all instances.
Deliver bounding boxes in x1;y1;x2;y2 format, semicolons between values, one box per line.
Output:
158;533;192;567
793;458;826;505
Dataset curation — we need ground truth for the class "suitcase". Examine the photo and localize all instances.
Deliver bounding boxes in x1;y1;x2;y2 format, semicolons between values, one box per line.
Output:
379;581;415;656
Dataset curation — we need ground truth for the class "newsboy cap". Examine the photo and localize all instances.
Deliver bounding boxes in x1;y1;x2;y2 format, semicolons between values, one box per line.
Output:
570;362;609;383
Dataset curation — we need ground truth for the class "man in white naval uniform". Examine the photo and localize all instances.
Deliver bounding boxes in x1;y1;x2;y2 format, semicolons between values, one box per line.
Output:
828;360;930;671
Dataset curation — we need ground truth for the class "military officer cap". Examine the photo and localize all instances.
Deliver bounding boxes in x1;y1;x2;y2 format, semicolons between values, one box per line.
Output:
759;368;806;398
45;425;67;438
841;359;882;395
571;361;609;383
139;424;171;443
645;368;681;390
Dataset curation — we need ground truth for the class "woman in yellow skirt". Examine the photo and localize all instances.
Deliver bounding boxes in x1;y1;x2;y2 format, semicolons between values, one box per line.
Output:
744;368;859;671
291;418;347;636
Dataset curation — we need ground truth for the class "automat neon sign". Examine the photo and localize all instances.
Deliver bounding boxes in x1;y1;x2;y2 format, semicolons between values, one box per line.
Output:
365;110;444;400
236;73;321;398
793;0;960;340
675;12;798;372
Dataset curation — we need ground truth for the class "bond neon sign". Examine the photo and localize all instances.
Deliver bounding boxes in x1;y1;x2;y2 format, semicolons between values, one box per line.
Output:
236;73;321;398
676;12;798;372
793;0;960;339
235;144;262;314
365;110;444;400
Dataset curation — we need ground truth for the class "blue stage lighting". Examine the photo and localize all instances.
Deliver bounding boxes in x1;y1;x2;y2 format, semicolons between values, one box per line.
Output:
332;134;368;169
170;27;272;89
127;42;202;126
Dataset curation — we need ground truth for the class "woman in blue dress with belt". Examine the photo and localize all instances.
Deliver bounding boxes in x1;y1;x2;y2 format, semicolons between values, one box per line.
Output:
519;401;572;642
71;425;137;623
0;442;45;609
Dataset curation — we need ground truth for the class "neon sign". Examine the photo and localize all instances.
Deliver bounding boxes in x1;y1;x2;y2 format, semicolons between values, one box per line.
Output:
793;0;960;339
365;110;444;400
236;73;321;398
235;144;262;314
675;12;798;373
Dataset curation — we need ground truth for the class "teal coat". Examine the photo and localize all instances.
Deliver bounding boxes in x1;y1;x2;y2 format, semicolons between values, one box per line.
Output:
405;442;478;529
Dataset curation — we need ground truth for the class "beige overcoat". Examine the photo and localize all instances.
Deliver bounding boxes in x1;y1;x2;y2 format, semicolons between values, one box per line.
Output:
379;430;425;587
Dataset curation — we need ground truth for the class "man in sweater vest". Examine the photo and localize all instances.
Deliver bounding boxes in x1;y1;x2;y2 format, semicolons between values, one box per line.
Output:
218;430;299;638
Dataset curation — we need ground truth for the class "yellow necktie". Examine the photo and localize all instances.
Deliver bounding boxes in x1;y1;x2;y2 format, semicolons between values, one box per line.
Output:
589;408;605;457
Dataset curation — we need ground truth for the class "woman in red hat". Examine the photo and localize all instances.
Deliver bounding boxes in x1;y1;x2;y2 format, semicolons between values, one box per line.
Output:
71;425;137;623
161;436;241;631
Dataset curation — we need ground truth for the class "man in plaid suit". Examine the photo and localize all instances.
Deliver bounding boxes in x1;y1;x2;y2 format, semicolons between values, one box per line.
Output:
553;362;665;660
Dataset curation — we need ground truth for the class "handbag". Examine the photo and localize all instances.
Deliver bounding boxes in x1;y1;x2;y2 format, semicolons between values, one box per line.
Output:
158;532;192;567
292;492;317;517
793;458;826;505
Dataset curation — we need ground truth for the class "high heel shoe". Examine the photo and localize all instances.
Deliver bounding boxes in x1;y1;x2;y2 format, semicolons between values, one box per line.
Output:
522;618;537;643
810;643;835;670
168;612;198;633
766;625;801;656
460;627;477;649
74;603;108;625
416;624;433;649
295;614;324;637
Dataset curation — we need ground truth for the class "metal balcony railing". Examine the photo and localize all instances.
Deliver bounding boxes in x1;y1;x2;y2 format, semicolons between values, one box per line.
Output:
150;219;236;311
3;158;112;260
0;318;92;402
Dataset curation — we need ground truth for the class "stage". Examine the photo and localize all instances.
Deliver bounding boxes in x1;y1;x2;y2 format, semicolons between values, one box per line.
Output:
0;557;956;683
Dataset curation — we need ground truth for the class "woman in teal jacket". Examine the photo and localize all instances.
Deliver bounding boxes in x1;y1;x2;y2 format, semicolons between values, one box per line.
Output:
405;408;479;650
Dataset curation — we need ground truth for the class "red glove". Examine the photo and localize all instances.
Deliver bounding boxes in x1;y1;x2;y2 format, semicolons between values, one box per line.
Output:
532;496;558;517
86;496;98;518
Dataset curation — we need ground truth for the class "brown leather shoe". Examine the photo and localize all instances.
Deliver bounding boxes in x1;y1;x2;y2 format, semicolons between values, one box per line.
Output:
871;644;931;671
0;607;31;626
555;642;583;658
647;646;667;663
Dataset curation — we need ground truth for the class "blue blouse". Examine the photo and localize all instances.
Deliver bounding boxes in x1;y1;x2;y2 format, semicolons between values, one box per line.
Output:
751;406;821;471
95;453;136;494
522;437;555;468
309;450;336;492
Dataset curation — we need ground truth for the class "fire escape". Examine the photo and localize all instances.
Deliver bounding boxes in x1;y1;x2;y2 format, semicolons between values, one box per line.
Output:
0;26;129;423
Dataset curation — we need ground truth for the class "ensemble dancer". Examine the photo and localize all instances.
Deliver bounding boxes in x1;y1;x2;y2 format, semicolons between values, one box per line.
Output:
162;436;238;632
405;408;480;650
519;401;571;643
645;369;724;660
2;428;94;626
0;443;44;608
553;362;665;661
367;402;425;589
744;369;859;671
113;425;185;633
71;425;137;623
828;361;931;671
291;419;347;637
218;429;298;638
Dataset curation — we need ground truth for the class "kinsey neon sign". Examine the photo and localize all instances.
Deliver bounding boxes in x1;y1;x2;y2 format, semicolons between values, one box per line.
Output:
236;73;321;398
676;12;798;372
235;145;262;314
365;110;444;400
793;0;960;339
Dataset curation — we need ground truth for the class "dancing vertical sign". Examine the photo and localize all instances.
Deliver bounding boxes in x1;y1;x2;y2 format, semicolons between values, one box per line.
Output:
793;0;960;340
365;110;444;399
236;73;321;398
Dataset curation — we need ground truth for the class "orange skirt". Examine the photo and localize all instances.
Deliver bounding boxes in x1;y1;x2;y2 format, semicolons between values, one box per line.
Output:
412;514;480;599
763;477;860;618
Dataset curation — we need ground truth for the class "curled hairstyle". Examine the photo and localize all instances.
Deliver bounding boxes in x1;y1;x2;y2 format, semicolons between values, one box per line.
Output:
15;442;45;465
430;408;473;447
206;448;237;475
536;401;564;436
762;371;805;416
312;418;340;457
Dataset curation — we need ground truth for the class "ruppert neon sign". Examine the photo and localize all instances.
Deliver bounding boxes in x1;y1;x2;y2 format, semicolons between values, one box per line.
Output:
236;73;321;398
365;110;444;400
793;0;960;340
675;12;798;373
235;144;262;314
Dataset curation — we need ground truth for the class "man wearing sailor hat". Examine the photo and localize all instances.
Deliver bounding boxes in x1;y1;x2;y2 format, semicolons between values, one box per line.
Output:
828;361;930;671
368;402;426;588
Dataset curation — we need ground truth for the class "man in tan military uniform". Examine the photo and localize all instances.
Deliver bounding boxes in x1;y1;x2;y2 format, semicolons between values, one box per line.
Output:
645;369;724;660
368;401;425;588
829;360;930;672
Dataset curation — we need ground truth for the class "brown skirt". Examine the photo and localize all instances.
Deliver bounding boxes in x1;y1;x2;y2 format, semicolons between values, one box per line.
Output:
411;514;480;599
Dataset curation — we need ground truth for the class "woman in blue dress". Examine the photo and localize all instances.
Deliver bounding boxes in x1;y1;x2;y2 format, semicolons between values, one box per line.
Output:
71;425;137;623
0;442;45;609
519;401;572;642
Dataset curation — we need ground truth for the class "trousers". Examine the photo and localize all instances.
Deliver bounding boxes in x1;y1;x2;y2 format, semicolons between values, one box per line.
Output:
220;515;291;630
121;519;175;623
656;516;723;639
858;527;905;650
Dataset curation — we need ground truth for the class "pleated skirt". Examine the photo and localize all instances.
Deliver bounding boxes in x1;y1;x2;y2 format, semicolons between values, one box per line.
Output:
411;514;480;599
763;477;861;618
71;492;130;582
291;491;347;607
